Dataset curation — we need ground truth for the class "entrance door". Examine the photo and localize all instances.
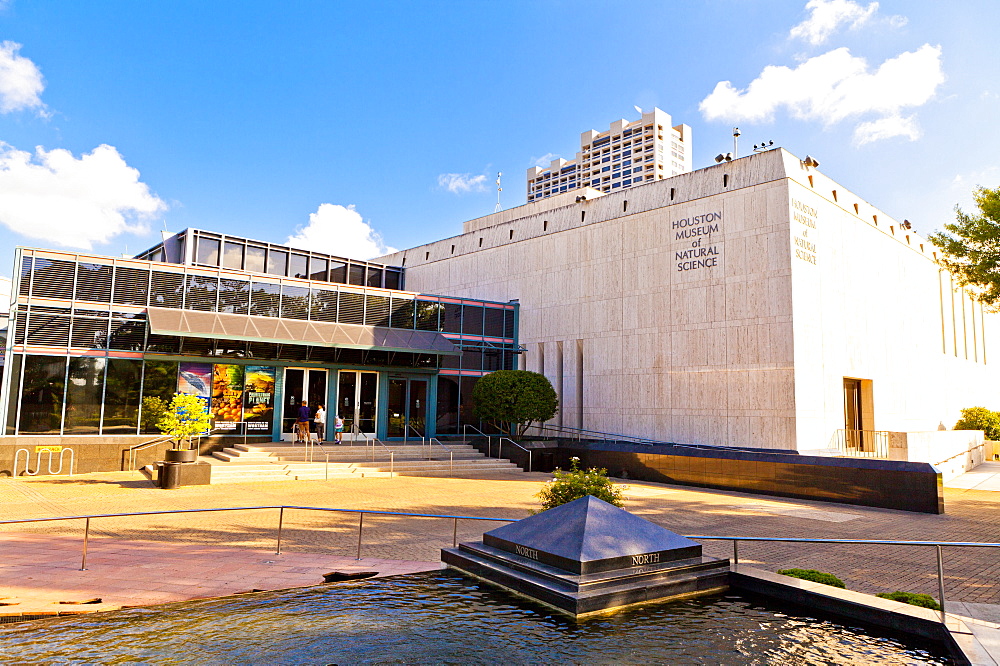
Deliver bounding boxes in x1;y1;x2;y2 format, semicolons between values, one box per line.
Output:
338;371;378;439
387;378;428;438
844;378;865;451
281;368;328;440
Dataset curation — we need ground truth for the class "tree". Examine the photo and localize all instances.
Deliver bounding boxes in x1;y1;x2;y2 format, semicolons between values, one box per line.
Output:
472;370;558;436
536;457;626;511
954;406;1000;441
928;185;1000;308
156;393;211;449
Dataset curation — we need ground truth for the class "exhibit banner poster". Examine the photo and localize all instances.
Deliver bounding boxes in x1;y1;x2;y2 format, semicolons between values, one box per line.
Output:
177;362;212;428
212;364;245;431
243;366;276;432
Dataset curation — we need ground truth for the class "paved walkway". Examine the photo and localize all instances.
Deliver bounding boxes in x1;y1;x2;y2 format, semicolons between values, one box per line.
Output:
947;461;1000;491
1;469;998;622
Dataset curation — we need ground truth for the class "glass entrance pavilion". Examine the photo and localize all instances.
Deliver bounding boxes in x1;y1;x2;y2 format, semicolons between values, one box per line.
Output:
1;229;519;443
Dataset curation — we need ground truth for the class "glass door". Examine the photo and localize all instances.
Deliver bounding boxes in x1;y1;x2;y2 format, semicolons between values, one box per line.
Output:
387;378;428;439
281;368;328;440
338;370;378;439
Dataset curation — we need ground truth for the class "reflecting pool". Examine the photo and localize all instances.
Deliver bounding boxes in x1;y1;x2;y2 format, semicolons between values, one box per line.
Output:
1;570;951;664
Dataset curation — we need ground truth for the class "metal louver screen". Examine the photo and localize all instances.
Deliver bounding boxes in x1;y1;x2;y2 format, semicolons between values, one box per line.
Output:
309;288;338;322
145;334;180;354
186;274;218;311
365;295;390;327
150;272;185;309
219;279;250;315
338;291;364;325
504;310;515;339
416;300;442;331
26;314;71;346
109;319;146;351
30;258;75;300
75;263;113;302
250;281;280;317
390;298;415;328
13;311;27;345
70;316;109;348
442;303;462;333
113;266;150;306
280;285;310;320
18;257;31;296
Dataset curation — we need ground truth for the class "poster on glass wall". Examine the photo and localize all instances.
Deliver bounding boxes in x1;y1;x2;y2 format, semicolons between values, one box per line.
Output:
178;362;213;397
243;366;276;432
211;364;245;431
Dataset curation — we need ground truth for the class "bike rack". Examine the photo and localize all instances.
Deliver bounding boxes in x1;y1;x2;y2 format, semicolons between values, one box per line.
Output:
13;447;75;477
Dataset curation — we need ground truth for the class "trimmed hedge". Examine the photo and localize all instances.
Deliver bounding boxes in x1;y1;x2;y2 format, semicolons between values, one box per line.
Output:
777;568;846;588
876;591;942;610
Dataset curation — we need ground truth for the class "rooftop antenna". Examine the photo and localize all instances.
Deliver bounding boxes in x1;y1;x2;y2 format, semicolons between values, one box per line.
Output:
495;172;502;213
733;127;740;159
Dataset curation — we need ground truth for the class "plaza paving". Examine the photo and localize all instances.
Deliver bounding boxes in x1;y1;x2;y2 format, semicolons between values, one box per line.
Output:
1;467;999;621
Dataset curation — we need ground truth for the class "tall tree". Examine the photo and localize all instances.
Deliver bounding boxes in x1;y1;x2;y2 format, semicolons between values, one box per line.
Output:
929;185;1000;308
472;370;558;436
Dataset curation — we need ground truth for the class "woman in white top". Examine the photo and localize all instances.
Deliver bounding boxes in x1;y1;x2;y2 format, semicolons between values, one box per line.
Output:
314;405;326;442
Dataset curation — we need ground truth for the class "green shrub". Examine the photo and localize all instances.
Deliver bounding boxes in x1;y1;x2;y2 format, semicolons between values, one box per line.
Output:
472;370;558;436
777;568;846;588
536;457;625;511
876;591;941;610
156;393;211;449
954;406;1000;441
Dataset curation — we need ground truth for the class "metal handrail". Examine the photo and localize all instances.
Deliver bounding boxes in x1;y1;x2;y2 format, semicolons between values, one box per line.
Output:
533;422;661;446
427;437;453;470
689;535;1000;622
463;424;495;457
125;435;172;471
497;437;532;472
1;504;995;623
368;437;394;475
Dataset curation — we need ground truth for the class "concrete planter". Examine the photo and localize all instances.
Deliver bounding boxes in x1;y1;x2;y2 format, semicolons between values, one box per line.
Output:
164;449;198;463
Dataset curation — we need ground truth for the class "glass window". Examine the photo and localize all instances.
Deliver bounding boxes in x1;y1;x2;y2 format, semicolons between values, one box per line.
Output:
267;250;287;276
102;358;141;434
289;254;309;279
140;360;178;434
416;300;442;331
222;242;244;270
197;236;221;266
389;298;414;328
367;267;383;288
5;354;23;434
64;357;105;434
442;303;462;333
435;375;460;435
245;245;266;273
309;257;329;282
309;287;338;322
337;291;365;324
483;307;504;337
219;278;250;315
18;355;67;434
330;261;347;284
186;274;218;311
462;305;484;336
384;269;401;291
348;264;365;286
109;316;146;351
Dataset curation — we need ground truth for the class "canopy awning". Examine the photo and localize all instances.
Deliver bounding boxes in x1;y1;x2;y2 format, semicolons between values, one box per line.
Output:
146;307;461;356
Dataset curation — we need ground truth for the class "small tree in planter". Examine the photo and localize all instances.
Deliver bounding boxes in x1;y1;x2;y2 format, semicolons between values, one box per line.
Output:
157;393;211;461
472;370;558;437
536;457;626;511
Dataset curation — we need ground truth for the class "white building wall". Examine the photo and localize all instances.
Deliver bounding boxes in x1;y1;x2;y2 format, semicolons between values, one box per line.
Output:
382;149;1000;454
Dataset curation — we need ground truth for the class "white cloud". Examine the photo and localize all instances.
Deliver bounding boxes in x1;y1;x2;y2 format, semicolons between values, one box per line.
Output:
530;152;560;167
0;41;46;114
699;44;943;144
0;142;167;249
789;0;879;45
437;173;488;194
286;203;397;260
853;114;920;145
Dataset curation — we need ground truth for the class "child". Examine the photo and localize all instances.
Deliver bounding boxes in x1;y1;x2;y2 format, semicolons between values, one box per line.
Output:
334;415;344;443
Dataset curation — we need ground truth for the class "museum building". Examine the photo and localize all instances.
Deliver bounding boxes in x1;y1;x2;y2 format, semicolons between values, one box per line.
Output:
0;228;519;447
379;148;1000;464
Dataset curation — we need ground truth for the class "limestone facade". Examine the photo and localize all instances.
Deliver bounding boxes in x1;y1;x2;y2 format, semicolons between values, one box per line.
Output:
380;149;1000;453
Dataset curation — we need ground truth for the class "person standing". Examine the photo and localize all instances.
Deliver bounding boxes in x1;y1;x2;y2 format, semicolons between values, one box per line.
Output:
314;404;326;442
334;414;344;443
296;400;311;444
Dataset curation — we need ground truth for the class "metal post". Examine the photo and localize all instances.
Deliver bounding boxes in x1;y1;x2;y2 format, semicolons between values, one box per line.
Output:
356;512;364;560
80;517;90;571
325;453;329;481
453;517;458;547
390;452;394;477
528;451;532;473
733;539;739;567
450;451;453;471
276;507;285;555
936;544;946;621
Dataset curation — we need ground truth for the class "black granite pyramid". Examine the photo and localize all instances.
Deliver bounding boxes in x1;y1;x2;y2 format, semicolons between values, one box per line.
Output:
442;495;730;616
483;495;702;574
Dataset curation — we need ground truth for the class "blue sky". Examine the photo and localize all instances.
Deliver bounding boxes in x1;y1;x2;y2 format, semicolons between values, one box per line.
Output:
0;0;998;277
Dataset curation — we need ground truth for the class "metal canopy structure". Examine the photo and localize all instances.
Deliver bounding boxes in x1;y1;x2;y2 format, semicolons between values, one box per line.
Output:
146;307;461;356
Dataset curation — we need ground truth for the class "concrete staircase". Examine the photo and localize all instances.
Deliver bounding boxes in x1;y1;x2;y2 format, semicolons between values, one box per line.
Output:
200;440;522;484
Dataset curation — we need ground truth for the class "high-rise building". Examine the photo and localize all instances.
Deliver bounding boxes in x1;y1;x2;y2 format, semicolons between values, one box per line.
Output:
526;108;692;202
